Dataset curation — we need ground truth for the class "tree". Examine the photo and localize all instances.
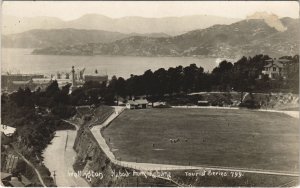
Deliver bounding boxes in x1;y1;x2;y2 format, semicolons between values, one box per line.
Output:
45;81;59;97
54;84;71;105
116;77;126;98
153;68;168;96
211;61;234;91
167;66;183;94
182;64;203;92
143;70;155;96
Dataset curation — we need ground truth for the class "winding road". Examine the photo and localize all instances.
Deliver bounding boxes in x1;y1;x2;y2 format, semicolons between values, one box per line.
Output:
43;128;90;187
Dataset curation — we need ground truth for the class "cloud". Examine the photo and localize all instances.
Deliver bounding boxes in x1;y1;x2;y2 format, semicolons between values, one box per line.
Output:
247;12;287;32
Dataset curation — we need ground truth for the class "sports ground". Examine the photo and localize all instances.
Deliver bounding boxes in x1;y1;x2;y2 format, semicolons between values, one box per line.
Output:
102;108;299;173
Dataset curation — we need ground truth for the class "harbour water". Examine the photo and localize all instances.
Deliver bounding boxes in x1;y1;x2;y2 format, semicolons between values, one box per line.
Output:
2;48;219;79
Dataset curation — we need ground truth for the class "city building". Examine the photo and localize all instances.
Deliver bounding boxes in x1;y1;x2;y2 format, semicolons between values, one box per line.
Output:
84;75;108;83
1;74;44;92
1;67;108;92
32;78;53;91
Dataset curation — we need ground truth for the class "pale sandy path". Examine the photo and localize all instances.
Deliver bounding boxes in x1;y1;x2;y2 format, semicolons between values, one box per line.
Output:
90;106;300;177
257;109;299;119
172;105;239;110
43;129;90;187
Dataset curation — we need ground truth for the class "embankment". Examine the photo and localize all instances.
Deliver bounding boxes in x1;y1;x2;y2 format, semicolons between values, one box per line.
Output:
73;126;177;186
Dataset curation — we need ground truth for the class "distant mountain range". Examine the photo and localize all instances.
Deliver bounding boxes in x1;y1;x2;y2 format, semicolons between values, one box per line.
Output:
2;14;240;36
2;29;170;48
31;17;299;58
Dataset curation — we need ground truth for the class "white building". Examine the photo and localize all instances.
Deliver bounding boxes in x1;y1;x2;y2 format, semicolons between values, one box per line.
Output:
126;99;148;109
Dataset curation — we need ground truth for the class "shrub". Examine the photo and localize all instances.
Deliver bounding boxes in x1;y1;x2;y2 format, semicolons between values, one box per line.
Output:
51;105;76;119
239;99;261;109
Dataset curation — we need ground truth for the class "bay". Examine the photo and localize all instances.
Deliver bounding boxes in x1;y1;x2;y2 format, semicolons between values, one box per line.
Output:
2;48;219;79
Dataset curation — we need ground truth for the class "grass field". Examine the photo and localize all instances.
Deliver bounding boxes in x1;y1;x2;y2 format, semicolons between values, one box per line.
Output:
102;108;299;172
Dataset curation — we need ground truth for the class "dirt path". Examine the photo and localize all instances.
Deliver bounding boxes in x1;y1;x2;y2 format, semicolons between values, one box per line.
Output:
90;107;299;177
43;130;90;187
172;105;239;110
257;109;299;119
90;107;125;162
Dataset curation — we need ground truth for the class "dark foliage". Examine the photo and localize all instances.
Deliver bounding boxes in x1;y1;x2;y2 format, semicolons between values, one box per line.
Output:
60;54;298;107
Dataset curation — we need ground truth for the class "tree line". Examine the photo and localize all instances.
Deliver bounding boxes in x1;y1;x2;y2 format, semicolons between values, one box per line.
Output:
2;54;298;110
31;54;290;107
33;54;297;107
101;54;299;103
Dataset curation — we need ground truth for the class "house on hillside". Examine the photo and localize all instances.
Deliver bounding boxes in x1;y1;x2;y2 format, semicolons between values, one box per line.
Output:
126;99;148;109
7;177;25;187
1;174;32;187
261;58;290;79
1;172;12;186
1;125;16;157
0;125;16;137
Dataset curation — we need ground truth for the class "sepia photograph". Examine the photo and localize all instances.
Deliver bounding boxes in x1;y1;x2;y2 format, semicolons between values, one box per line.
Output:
1;0;299;187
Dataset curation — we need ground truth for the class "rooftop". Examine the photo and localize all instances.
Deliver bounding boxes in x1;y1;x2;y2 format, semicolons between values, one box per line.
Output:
266;58;291;63
0;172;12;180
198;100;209;103
32;78;52;84
127;99;148;105
264;62;284;68
9;179;24;187
12;80;31;85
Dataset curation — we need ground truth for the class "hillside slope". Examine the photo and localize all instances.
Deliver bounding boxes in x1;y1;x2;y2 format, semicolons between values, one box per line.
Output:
2;14;240;36
32;18;299;58
2;29;169;48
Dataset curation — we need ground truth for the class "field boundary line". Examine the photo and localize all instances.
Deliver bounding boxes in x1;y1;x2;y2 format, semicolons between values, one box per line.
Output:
172;105;299;119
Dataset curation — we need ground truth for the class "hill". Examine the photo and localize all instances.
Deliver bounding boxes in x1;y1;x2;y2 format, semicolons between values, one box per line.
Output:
2;15;65;35
32;18;299;58
65;14;240;36
2;14;240;36
2;28;170;48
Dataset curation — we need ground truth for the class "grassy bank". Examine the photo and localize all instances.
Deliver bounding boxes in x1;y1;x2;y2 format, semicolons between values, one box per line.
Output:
73;125;177;186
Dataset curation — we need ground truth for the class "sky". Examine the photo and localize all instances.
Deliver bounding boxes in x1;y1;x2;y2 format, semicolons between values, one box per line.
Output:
2;1;299;20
